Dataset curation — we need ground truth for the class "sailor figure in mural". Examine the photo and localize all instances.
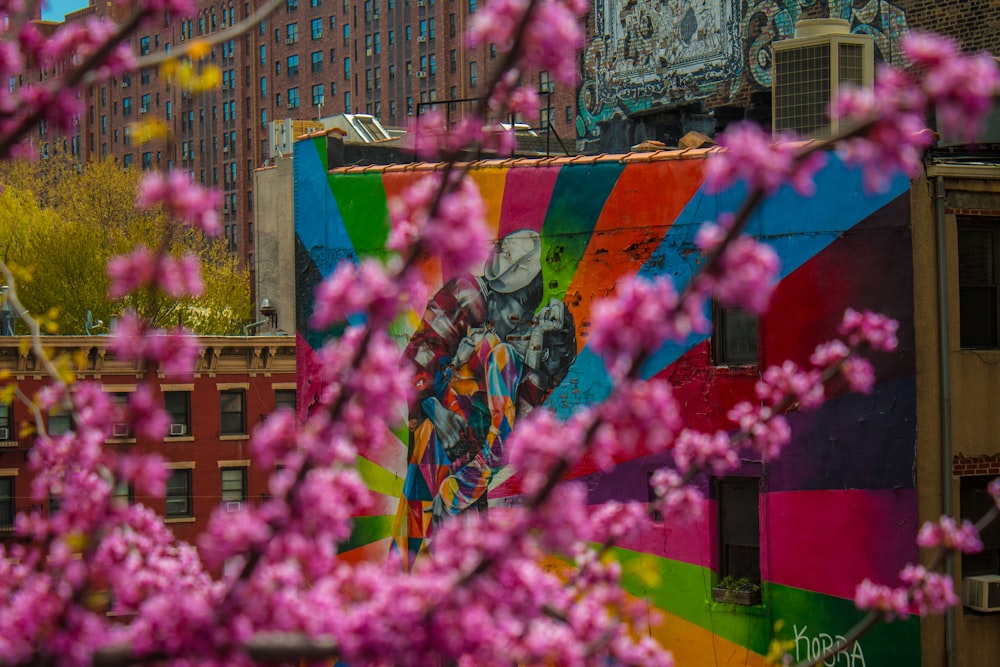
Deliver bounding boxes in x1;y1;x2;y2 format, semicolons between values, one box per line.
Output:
393;229;577;568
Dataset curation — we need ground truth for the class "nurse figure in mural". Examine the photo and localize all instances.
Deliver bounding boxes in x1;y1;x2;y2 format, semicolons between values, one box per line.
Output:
393;229;577;568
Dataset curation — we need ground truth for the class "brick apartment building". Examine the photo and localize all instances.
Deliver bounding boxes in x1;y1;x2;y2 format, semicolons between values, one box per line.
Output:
0;335;296;547
24;0;577;297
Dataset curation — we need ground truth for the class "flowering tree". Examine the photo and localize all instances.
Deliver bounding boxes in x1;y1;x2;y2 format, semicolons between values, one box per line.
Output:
0;0;998;664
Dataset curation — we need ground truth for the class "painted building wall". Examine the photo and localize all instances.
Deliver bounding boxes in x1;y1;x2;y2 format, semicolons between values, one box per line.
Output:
578;0;911;149
293;134;920;664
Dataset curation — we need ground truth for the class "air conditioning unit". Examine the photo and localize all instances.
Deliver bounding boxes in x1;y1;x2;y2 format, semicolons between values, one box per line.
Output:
139;108;148;114
223;145;229;152
0;427;9;441
286;37;296;44
417;0;425;6
372;10;379;18
287;103;296;109
225;501;242;512
366;48;373;56
964;575;1000;613
169;423;187;436
112;423;130;438
416;70;426;78
772;19;873;138
179;34;186;41
417;35;426;43
121;81;129;88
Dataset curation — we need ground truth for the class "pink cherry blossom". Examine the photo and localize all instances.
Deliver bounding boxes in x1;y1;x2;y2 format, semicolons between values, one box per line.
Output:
916;516;983;554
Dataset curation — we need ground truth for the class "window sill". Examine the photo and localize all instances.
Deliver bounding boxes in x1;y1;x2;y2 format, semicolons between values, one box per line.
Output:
164;436;195;443
0;440;18;448
219;434;249;441
105;437;137;445
711;587;762;607
164;516;197;524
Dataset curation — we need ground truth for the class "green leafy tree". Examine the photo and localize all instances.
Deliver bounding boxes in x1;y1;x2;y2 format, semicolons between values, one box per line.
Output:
0;155;251;334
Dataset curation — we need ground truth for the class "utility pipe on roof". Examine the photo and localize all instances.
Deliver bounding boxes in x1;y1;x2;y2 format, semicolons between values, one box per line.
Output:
934;175;956;667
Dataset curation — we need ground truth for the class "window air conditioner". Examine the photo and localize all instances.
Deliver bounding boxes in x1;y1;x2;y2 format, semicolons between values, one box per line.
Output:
416;70;426;78
179;34;185;41
417;0;425;6
225;501;242;512
372;10;379;18
417;35;426;43
223;145;229;152
121;81;129;88
169;423;187;436
366;48;373;56
286;37;296;44
964;574;1000;613
0;427;9;441
112;423;130;438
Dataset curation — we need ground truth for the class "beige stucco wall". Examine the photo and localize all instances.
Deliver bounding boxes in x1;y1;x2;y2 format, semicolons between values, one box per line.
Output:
912;169;1000;667
253;156;296;335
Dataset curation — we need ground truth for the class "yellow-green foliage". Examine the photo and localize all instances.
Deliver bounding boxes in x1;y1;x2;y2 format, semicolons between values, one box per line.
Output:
0;155;251;335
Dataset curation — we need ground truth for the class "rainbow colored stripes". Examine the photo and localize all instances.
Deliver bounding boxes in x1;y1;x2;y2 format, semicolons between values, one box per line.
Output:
294;137;920;664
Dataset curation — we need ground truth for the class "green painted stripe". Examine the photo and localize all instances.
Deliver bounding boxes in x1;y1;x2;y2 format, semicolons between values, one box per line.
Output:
327;173;390;259
339;514;394;553
313;136;328;172
540;162;623;303
611;547;921;663
356;456;404;497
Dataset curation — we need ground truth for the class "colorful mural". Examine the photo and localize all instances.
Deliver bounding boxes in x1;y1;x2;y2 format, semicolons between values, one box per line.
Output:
578;0;909;141
294;135;920;663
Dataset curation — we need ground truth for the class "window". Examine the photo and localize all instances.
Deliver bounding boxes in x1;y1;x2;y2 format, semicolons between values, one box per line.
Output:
539;69;552;92
958;219;1000;347
286;22;299;43
221;468;247;505
112;479;134;507
388;29;394;45
566;105;572;122
712;303;758;366
140;93;150;113
287;87;299;108
311;17;323;39
344;56;350;79
429;54;436;75
449;12;455;37
312;83;324;106
490;42;496;59
275;390;296;411
0;401;12;441
312;50;323;73
469;60;477;87
0;476;12;528
374;32;380;53
165;469;193;518
48;406;72;435
109;392;132;439
165;391;191;437
716;477;760;584
140;36;151;56
428;17;435;39
287;54;299;76
220;390;246;434
287;0;297;9
122;96;132;116
405;25;411;41
449;49;456;73
961;475;1000;577
260;75;267;98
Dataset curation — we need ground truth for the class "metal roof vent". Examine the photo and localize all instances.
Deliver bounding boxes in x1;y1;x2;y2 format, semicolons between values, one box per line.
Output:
772;18;874;138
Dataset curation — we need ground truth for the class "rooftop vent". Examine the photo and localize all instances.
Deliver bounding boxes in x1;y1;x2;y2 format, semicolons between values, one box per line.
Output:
772;19;873;138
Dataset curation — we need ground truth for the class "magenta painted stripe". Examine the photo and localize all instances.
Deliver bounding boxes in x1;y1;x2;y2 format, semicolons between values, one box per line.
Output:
764;488;918;600
587;499;717;569
497;166;561;236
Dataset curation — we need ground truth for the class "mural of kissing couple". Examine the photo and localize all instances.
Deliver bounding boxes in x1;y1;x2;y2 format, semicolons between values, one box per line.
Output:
393;229;577;569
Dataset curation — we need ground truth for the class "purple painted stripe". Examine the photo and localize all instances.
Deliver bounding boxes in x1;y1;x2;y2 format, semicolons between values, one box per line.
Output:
591;498;717;569
763;488;918;600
